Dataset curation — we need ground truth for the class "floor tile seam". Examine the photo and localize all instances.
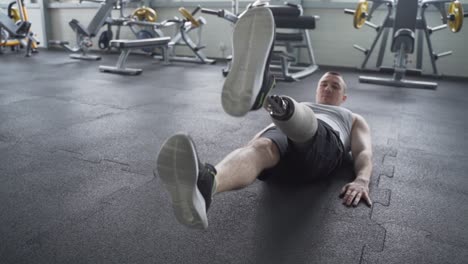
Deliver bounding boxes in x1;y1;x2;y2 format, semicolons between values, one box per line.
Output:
399;111;468;124
2;102;126;146
376;175;468;197
65;153;154;178
320;207;375;223
367;220;468;248
125;103;211;116
0;96;44;107
128;106;225;117
0;110;123;135
398;116;468;129
424;232;468;250
390;144;468;160
360;222;466;262
392;143;457;156
369;219;430;235
22;185;137;249
36;94;129;110
17;110;129;146
399;93;468;104
361;222;388;256
370;187;391;208
125;102;175;113
359;245;366;264
1;142;150;179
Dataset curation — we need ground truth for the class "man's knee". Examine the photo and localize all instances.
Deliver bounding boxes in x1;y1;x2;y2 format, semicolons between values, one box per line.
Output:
247;137;280;165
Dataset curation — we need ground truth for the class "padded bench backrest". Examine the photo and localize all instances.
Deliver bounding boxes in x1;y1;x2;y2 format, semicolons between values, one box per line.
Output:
268;5;301;17
391;0;419;53
87;0;117;37
267;5;316;29
0;11;21;36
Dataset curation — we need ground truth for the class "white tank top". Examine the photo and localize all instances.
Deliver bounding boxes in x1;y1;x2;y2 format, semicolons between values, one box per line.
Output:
304;103;354;151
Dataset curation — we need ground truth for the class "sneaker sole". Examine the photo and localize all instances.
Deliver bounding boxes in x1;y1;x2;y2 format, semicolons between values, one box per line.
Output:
156;133;208;229
222;7;275;117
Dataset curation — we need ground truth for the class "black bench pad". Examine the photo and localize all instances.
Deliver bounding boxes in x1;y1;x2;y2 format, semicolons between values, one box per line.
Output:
110;37;171;49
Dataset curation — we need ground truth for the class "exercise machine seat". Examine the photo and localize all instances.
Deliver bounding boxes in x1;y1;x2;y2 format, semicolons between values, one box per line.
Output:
274;16;316;29
268;5;301;17
391;28;415;53
109;37;171;49
276;32;303;42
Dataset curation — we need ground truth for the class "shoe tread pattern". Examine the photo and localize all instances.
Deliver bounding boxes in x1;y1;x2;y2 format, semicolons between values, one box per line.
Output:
222;7;275;117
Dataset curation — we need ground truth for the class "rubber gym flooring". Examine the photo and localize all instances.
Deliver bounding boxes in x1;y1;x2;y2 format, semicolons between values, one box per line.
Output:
1;50;467;264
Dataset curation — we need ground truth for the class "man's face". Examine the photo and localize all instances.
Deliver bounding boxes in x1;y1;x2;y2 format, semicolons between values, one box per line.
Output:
315;73;347;106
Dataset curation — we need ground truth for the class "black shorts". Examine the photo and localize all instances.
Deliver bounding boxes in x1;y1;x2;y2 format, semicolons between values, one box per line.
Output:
258;119;346;183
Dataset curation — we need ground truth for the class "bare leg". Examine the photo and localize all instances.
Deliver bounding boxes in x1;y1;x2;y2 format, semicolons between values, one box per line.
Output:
214;137;280;194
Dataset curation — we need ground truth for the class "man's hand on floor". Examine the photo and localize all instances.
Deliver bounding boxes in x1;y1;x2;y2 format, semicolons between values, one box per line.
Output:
340;179;372;207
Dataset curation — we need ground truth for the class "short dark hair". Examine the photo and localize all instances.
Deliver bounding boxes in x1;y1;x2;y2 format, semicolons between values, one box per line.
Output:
323;71;347;93
325;71;342;76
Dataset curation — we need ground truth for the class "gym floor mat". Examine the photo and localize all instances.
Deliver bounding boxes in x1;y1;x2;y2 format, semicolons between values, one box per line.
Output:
0;50;466;263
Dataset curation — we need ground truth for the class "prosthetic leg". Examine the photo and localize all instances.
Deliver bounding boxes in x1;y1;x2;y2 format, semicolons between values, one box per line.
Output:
265;95;318;143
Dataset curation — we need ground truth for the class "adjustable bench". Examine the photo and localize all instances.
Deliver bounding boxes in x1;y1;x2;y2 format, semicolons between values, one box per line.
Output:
99;37;171;75
268;4;319;82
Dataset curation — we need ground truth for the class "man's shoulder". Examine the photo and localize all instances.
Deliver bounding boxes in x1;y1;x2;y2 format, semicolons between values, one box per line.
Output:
351;113;371;128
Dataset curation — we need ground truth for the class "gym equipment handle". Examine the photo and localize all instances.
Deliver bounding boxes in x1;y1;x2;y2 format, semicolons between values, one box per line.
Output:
365;20;378;30
191;6;201;16
344;9;355;15
201;8;238;23
429;24;447;33
80;0;105;3
201;8;221;16
435;50;453;60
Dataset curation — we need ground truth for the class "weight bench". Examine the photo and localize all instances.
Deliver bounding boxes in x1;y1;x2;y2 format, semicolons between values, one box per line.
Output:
0;12;30;38
48;0;116;60
99;37;171;75
268;4;319;82
359;0;438;89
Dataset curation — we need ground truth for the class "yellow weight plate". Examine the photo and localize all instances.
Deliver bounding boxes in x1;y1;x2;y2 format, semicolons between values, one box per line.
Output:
448;0;463;33
9;8;20;22
132;7;157;22
178;7;200;28
353;0;369;29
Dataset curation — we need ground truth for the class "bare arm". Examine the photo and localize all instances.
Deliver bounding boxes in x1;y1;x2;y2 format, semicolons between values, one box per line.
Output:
340;113;373;207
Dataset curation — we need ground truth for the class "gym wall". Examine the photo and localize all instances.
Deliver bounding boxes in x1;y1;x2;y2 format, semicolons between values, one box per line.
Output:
5;0;467;78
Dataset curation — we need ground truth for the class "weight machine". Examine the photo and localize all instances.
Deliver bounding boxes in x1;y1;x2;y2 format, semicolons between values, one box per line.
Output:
0;0;39;56
140;6;215;64
99;6;216;75
49;0;118;60
344;0;467;89
202;0;319;82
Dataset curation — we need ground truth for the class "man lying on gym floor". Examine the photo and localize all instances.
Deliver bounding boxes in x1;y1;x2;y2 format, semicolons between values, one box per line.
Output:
155;7;373;229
